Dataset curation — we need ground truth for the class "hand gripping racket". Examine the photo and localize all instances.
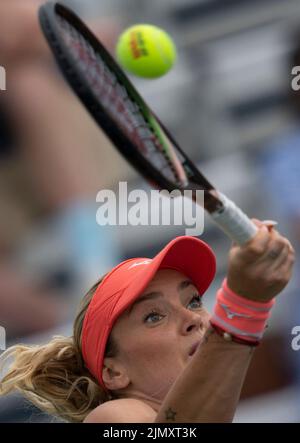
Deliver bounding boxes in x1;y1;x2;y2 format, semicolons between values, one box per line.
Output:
38;2;258;245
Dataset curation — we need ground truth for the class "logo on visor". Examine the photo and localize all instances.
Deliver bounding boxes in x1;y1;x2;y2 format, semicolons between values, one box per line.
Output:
128;260;152;269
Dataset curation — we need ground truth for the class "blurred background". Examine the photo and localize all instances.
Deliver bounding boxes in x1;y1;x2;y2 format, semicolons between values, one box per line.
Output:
0;0;299;422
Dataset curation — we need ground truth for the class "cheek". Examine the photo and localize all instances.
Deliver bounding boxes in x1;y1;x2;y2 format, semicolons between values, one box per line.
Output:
121;330;184;396
119;329;178;366
202;310;211;328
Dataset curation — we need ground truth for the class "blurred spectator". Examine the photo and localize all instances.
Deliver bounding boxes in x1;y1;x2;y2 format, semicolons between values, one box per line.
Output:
0;0;130;339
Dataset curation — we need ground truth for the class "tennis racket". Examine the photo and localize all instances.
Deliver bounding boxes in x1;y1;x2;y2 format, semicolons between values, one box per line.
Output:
38;2;258;245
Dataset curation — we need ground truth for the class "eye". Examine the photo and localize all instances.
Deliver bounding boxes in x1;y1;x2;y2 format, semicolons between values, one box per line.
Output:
143;310;164;324
187;294;203;310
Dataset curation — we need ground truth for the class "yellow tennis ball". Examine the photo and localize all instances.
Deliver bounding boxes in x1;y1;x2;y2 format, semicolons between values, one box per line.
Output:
115;24;177;78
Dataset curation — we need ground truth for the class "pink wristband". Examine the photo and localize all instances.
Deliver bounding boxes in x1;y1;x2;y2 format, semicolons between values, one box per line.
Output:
210;278;275;344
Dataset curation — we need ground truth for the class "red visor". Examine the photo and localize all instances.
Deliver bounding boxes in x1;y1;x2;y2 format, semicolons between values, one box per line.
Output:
81;236;216;391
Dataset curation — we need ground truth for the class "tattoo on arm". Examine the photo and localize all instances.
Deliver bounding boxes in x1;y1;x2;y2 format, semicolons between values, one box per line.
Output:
164;407;177;421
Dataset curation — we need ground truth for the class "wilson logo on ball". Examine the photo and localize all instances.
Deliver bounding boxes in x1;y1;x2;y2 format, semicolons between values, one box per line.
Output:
129;31;149;59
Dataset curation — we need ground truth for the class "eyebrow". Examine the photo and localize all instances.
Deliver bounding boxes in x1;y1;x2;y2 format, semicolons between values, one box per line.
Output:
127;280;195;316
127;292;163;316
178;280;194;291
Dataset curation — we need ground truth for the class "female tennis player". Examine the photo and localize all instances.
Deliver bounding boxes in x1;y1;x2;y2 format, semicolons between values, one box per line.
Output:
0;219;295;423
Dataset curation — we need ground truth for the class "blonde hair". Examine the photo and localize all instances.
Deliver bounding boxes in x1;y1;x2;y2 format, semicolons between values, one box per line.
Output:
0;276;119;423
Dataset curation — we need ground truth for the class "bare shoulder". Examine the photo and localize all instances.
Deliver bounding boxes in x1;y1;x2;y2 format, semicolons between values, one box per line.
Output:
83;398;157;423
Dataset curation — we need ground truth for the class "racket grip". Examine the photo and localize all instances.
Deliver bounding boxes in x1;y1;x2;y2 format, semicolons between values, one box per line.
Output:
210;192;258;245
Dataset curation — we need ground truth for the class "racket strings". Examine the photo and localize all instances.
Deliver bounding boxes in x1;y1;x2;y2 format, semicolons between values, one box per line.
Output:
57;15;184;185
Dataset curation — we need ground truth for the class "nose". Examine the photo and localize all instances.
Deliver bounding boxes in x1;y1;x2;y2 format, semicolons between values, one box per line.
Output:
180;308;209;336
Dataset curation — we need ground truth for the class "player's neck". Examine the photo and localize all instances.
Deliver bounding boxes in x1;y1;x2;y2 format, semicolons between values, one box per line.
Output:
118;392;161;413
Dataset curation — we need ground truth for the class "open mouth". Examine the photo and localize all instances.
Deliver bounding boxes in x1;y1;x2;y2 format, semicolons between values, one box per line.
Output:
188;340;201;357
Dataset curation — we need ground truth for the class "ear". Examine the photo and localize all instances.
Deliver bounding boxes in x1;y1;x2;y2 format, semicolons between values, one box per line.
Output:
102;357;130;391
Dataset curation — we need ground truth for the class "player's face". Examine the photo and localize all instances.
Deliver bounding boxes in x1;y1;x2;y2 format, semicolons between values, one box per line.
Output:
109;269;210;402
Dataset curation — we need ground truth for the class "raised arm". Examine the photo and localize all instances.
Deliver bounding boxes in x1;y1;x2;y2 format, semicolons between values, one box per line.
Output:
155;220;295;423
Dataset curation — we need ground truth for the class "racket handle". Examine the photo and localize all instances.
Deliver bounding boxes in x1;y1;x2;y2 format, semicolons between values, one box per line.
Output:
210;192;258;245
